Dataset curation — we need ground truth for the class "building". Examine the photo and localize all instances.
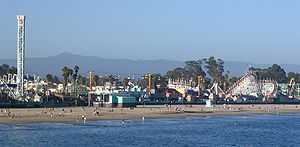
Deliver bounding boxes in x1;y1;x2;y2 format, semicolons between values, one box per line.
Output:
93;93;136;107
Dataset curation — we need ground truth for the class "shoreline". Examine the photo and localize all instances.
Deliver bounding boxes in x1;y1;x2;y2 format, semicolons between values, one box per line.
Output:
1;104;300;124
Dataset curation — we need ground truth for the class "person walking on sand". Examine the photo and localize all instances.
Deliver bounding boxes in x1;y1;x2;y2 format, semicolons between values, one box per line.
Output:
81;115;87;123
175;105;179;112
93;109;100;116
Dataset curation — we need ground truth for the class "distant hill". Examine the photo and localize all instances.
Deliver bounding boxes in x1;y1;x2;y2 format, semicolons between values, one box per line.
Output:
0;52;184;77
223;61;300;76
0;52;299;77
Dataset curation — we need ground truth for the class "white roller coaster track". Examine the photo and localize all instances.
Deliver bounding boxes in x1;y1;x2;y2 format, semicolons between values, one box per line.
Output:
226;71;277;97
0;79;16;98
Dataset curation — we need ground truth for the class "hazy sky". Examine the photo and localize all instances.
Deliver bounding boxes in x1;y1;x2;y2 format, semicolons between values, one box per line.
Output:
1;0;300;64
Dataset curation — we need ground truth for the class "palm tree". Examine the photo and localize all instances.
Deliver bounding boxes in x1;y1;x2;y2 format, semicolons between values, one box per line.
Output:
72;65;80;96
62;66;73;94
73;65;79;80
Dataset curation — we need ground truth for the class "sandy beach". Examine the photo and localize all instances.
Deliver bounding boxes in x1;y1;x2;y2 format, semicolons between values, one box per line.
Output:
0;104;300;124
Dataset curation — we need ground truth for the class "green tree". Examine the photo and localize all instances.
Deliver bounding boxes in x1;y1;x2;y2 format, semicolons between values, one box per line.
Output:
62;66;73;94
72;65;80;82
152;74;168;97
46;74;54;83
229;76;240;86
138;77;147;90
93;74;100;86
0;64;17;76
268;64;287;83
72;65;80;96
149;73;167;89
250;64;287;83
184;60;206;79
8;66;17;74
203;56;224;84
78;74;87;85
166;67;188;80
287;72;300;83
53;76;60;84
0;64;10;75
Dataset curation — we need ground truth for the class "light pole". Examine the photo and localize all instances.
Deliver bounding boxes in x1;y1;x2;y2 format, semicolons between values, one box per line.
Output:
88;71;93;107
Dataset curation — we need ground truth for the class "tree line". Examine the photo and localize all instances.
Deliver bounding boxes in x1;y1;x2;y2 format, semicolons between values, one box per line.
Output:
0;64;16;76
1;57;300;92
39;57;300;92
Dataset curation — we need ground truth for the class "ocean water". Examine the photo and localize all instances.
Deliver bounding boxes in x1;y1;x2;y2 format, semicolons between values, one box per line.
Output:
1;114;300;147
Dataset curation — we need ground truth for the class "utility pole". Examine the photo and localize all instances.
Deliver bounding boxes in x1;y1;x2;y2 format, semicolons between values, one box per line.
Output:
198;75;203;97
148;73;151;96
88;71;93;107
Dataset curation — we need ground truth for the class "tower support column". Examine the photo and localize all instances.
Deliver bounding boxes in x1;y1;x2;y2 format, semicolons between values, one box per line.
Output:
16;15;25;98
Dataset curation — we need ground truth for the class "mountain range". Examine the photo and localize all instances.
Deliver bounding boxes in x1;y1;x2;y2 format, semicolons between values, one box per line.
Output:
0;52;299;77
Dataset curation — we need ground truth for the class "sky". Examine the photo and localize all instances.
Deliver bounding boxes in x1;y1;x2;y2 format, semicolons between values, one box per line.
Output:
1;0;300;64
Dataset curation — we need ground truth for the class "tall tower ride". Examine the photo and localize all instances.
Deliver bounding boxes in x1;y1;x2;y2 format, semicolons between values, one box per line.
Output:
16;15;25;97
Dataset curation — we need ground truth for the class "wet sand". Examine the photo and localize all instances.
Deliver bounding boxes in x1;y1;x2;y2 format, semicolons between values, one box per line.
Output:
0;104;300;124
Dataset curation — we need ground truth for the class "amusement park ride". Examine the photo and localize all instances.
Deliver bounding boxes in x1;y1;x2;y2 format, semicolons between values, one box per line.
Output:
0;74;17;98
0;15;26;100
225;70;278;101
167;69;298;102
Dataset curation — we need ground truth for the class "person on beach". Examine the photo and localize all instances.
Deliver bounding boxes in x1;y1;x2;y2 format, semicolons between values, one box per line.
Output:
81;115;87;123
93;109;100;116
7;111;11;117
